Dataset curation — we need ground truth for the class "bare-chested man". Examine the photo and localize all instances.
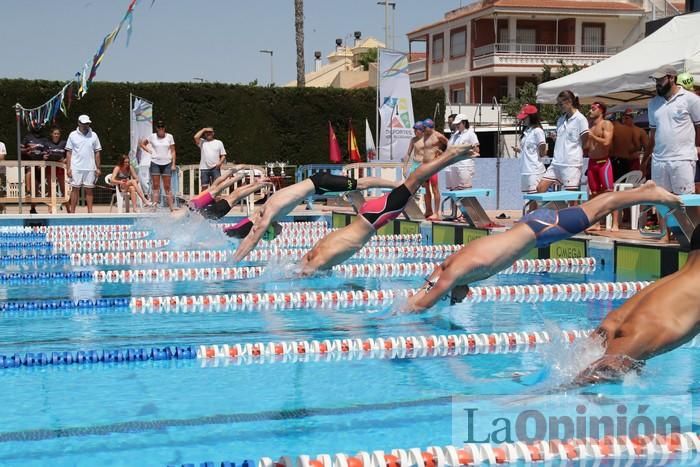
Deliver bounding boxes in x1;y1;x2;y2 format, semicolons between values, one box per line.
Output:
421;119;449;219
402;181;681;312
231;173;399;261
585;102;615;230
574;224;700;385
298;144;476;275
402;122;426;178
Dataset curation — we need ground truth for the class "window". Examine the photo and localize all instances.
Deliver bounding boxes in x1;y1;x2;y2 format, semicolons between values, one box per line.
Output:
450;85;466;104
582;23;605;54
516;28;536;53
432;33;444;63
450;27;467;58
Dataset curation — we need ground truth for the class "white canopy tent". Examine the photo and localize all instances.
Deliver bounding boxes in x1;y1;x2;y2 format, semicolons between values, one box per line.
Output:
537;12;700;105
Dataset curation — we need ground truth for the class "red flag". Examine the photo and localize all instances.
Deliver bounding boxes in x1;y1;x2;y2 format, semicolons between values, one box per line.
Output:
328;121;342;163
347;119;362;162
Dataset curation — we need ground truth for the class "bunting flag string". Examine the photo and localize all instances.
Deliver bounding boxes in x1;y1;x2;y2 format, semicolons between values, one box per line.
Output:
18;0;144;129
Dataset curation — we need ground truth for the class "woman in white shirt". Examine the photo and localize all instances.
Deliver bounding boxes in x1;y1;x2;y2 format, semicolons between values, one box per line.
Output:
514;104;547;198
537;90;589;192
140;120;176;211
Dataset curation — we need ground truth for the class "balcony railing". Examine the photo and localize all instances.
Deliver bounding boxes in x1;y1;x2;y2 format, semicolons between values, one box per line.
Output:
473;42;620;58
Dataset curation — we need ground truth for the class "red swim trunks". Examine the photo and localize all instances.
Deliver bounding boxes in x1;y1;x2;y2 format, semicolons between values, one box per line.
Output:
587;158;614;194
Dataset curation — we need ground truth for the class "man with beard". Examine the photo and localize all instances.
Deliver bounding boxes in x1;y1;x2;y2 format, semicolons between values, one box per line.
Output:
642;65;700;240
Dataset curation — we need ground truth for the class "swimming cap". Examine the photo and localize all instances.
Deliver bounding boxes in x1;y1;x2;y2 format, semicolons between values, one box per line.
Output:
262;222;282;241
677;72;695;91
422;118;435;129
224;218;253;238
450;284;470;305
412;122;425;131
691;224;700;252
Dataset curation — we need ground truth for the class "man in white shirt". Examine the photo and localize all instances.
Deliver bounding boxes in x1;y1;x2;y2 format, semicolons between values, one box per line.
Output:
65;115;101;213
193;127;227;190
642;65;700;196
444;114;480;190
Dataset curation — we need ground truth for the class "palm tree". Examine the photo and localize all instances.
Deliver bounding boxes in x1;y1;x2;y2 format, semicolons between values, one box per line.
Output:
294;0;305;87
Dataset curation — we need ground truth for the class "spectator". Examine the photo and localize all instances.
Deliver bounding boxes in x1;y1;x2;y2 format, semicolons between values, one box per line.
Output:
444;114;480;191
611;109;648;180
20;127;46;214
109;154;151;212
141;120;176;211
193;127;226;191
642;65;700;239
43;127;69;211
421;119;449;219
65;115;101;213
0;140;6;213
537;90;589;192
513;104;547;203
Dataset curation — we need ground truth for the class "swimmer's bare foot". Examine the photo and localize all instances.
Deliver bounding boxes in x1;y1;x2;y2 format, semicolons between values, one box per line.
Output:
638;180;683;208
586;224;602;233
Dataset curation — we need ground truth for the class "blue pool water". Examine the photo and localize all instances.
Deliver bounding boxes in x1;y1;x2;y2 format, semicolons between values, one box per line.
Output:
0;219;697;466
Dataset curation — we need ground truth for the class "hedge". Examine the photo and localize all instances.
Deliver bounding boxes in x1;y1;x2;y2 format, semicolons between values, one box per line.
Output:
0;79;444;166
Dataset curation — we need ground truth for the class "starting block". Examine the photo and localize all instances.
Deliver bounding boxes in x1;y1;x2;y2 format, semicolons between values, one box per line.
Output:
522;191;588;214
645;194;700;249
440;189;493;228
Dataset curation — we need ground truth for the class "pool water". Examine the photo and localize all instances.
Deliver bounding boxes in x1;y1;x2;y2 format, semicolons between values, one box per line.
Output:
0;220;697;466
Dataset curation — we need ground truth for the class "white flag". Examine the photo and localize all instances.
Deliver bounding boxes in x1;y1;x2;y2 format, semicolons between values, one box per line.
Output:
378;49;415;161
365;119;377;160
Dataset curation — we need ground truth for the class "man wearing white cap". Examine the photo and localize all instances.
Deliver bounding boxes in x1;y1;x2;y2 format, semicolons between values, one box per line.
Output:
444;114;480;192
65;114;102;213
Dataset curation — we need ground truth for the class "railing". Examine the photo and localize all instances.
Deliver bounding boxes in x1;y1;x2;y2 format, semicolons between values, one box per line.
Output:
177;164;267;197
0;161;70;213
473;42;620;58
343;162;404;198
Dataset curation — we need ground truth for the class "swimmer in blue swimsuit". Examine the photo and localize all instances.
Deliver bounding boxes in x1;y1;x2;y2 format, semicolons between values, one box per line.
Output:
404;181;682;313
573;224;700;385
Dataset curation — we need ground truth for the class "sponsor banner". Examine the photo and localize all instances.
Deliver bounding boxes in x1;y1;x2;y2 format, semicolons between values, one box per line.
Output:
378;49;414;161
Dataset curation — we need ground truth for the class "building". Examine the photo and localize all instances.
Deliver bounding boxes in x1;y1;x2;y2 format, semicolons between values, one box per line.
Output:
284;35;385;89
407;0;684;110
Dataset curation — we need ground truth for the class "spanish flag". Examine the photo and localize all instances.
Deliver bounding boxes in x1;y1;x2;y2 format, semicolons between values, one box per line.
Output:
348;119;362;162
328;121;342;163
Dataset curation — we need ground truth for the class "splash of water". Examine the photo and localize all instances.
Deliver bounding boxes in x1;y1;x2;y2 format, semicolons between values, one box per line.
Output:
133;210;232;250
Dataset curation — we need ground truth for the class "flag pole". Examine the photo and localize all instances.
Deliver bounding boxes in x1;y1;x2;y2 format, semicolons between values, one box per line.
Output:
14;104;23;214
375;49;380;161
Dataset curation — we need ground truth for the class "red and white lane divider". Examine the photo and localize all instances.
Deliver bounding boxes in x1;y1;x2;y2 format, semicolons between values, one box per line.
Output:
52;239;169;253
259;234;423;248
105;258;595;285
195;328;592;360
0;224;133;233
260;432;700;467
45;231;150;241
70;245;463;266
129;280;645;311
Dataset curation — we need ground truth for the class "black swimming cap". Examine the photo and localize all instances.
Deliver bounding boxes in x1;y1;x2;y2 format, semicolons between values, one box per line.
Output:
450;284;470;305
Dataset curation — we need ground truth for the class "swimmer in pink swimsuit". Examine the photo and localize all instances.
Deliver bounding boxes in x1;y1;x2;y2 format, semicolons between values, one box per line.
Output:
297;144;478;275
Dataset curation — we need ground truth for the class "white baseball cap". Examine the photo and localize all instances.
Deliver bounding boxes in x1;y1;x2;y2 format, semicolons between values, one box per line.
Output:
452;114;468;125
78;114;92;124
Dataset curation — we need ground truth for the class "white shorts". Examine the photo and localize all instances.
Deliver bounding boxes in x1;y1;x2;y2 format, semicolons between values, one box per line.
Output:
444;162;474;190
521;172;544;193
651;159;696;195
542;165;582;190
70;170;96;188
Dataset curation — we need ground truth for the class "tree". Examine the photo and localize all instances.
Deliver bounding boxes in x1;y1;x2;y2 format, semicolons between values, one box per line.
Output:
358;48;378;71
294;0;305;87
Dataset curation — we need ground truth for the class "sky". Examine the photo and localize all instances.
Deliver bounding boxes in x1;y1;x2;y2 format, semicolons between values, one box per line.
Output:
0;0;469;86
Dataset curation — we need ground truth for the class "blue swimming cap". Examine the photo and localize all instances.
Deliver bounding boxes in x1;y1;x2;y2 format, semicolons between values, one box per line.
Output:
422;118;435;129
412;122;425;131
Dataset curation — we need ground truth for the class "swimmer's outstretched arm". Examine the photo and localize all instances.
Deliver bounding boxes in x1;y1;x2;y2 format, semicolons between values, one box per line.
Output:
232;211;271;262
403;264;455;313
224;181;273;204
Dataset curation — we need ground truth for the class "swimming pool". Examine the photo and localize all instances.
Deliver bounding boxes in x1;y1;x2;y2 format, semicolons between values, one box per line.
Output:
0;219;697;466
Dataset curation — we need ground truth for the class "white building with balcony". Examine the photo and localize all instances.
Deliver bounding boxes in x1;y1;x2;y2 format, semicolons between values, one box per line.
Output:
407;0;683;111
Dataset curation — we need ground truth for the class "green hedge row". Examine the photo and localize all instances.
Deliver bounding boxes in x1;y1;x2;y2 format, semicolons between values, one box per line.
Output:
0;79;444;166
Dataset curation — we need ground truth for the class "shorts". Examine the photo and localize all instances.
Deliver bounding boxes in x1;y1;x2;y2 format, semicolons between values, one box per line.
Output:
150;162;172;176
695;161;700;183
70;170;96;188
308;172;357;194
586;158;614;194
543;165;582;190
521;172;544;193
444;162;474;190
611;157;641;181
651;159;696;195
521;207;591;248
200;168;221;187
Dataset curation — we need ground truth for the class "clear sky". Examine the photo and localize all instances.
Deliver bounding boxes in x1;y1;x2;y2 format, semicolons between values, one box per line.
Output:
0;0;466;86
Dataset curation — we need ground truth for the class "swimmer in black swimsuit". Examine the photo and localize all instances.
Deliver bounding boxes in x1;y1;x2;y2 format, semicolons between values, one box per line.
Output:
574;224;700;385
297;144;478;275
231;172;399;261
403;181;682;313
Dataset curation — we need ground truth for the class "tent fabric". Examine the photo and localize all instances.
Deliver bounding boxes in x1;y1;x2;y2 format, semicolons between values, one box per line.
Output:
537;12;700;104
